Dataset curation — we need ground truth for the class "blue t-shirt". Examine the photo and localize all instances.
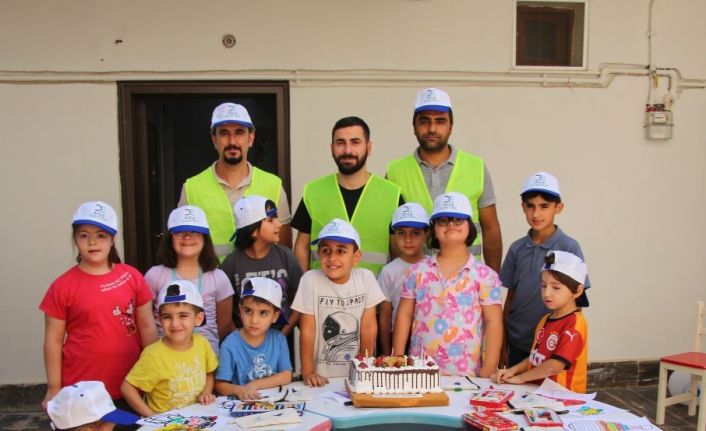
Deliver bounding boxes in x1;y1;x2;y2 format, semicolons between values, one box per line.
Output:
500;226;590;352
216;329;292;385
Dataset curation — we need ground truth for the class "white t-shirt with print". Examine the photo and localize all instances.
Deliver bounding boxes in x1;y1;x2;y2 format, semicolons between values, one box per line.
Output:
291;268;385;377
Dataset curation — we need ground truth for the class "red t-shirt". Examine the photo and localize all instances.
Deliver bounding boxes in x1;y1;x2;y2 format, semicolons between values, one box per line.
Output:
528;310;588;393
40;264;153;398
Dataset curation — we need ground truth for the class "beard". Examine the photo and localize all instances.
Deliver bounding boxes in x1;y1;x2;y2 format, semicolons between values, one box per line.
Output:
334;150;368;175
415;132;449;153
222;145;243;165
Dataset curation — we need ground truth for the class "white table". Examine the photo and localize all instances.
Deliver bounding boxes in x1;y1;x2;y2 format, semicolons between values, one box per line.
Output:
138;377;657;430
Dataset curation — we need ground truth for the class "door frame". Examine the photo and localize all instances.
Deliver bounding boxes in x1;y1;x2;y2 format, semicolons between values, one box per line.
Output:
117;80;290;269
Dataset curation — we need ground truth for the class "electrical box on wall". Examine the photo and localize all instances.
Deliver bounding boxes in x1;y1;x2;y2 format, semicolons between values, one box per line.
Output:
644;107;673;140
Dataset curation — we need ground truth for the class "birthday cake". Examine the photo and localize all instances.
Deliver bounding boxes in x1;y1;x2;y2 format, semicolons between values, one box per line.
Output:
347;354;442;394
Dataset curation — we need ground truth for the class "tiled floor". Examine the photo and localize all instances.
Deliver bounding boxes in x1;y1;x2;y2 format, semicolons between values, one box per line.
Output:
0;385;699;430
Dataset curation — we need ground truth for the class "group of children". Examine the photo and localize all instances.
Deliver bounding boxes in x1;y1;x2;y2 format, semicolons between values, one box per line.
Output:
40;170;590;429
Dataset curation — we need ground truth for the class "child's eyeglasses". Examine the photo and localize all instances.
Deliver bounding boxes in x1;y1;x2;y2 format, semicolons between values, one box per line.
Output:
434;217;467;227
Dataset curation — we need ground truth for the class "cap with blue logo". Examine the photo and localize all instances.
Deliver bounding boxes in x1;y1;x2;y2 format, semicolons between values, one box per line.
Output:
391;202;430;229
211;102;253;130
521;171;561;198
431;192;473;220
167;205;210;235
312;218;361;249
414;88;452;113
72;201;118;236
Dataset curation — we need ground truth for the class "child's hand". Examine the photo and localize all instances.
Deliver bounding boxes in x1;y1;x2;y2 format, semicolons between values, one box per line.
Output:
197;391;216;405
41;386;60;410
303;372;329;387
492;368;516;384
500;374;526;385
238;387;262;401
238;384;261;401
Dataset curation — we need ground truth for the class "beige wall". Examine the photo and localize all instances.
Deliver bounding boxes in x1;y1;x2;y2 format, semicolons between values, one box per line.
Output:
1;0;705;384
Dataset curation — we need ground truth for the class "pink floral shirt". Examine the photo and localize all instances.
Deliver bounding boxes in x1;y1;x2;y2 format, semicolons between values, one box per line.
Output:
401;255;501;375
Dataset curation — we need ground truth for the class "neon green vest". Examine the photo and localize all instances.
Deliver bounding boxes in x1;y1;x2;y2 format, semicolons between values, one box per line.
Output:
185;165;282;261
303;174;400;275
386;151;484;256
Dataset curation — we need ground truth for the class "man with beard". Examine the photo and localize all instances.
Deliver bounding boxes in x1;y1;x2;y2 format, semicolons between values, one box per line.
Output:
179;103;292;260
386;88;502;272
291;116;401;275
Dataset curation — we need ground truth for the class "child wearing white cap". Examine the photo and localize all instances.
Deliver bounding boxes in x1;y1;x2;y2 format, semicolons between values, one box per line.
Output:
47;381;138;430
493;251;589;393
144;205;234;354
291;219;385;387
377;203;430;355
500;172;590;368
39;201;158;408
393;192;503;377
215;277;293;400
221;196;302;340
121;280;218;416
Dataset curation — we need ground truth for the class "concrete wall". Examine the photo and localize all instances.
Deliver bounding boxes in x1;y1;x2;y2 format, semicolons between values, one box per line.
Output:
1;0;704;384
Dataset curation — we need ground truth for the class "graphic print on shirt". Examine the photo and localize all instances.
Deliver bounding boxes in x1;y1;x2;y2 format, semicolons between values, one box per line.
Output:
112;298;137;336
168;357;205;409
322;311;359;362
247;354;274;381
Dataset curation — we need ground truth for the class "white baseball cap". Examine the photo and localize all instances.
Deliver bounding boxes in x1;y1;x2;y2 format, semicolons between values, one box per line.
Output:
312;218;361;249
391;202;430;229
47;381;138;429
521;171;561;198
543;250;589;307
231;195;277;240
431;192;473;220
211;102;253;130
414;88;452;113
167;205;210;235
72;201;118;235
156;279;204;310
241;277;288;325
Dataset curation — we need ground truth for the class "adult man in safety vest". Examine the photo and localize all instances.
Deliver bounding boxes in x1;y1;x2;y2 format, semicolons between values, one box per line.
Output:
178;102;292;260
386;88;502;272
292;116;401;275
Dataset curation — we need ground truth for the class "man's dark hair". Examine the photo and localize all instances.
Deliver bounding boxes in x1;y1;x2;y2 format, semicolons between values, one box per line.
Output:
211;124;255;135
412;108;454;125
331;116;370;142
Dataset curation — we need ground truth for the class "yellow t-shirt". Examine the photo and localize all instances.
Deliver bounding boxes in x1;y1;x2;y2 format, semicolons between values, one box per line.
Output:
126;334;218;413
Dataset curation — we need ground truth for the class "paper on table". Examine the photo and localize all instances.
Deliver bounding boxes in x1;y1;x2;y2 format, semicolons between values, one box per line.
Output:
535;378;596;402
561;415;661;430
321;391;351;404
231;408;302;429
248;385;313;403
563;400;628;420
508;391;566;410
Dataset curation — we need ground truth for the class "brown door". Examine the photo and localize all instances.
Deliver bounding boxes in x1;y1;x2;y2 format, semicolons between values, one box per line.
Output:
118;81;290;272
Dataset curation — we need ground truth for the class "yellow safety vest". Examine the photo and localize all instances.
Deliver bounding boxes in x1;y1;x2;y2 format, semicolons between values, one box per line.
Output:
303;174;400;275
185;165;282;261
386;151;484;257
